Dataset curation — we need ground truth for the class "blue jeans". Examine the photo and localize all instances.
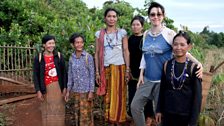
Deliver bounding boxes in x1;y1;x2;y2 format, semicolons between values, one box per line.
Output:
131;81;160;126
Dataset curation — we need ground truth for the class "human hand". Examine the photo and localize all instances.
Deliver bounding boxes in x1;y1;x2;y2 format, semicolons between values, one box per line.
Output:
196;63;203;78
96;72;101;85
137;75;144;89
125;72;131;83
64;91;69;102
155;113;162;124
88;92;94;101
62;88;67;97
129;72;134;80
37;91;44;101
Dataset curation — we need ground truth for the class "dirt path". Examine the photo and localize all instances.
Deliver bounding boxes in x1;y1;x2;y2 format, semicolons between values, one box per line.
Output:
0;98;42;126
0;98;135;126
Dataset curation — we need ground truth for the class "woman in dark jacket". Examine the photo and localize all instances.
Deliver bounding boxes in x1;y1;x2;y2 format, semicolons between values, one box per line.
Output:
156;31;202;126
33;35;67;126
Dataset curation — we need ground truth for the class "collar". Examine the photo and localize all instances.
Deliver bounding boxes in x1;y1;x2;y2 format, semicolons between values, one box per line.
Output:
72;50;87;58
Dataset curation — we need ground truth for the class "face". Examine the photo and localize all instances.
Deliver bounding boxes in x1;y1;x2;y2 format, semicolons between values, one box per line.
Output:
72;37;84;52
149;7;164;26
43;39;55;53
131;20;143;35
172;36;191;57
104;11;117;27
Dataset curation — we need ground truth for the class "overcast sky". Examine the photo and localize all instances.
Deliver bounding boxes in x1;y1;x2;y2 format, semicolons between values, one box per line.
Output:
82;0;224;33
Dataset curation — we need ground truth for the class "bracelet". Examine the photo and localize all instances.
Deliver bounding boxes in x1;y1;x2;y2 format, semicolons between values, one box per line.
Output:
125;68;131;73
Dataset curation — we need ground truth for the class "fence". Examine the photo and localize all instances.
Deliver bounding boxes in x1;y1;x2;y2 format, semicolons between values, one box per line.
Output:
0;45;36;85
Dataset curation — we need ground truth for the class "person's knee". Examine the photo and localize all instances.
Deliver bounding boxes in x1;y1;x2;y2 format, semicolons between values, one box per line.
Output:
130;99;139;113
131;99;144;115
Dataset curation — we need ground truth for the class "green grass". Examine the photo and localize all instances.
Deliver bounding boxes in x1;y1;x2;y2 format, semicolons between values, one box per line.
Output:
0;113;6;126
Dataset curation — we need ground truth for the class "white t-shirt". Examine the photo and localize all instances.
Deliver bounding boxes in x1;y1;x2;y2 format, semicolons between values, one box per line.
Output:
95;29;127;66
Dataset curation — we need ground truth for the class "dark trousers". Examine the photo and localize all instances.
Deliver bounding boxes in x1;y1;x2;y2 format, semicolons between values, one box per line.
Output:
162;112;190;126
128;80;154;118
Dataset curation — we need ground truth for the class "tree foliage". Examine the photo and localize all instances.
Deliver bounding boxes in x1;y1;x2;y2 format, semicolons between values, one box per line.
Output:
0;0;223;60
200;26;224;47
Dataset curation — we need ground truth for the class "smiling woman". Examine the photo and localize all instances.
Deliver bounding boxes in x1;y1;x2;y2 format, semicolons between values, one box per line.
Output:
156;31;202;126
66;33;95;126
33;35;67;126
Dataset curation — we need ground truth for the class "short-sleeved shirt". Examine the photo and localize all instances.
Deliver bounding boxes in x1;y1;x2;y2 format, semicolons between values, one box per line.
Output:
139;27;176;81
95;29;127;66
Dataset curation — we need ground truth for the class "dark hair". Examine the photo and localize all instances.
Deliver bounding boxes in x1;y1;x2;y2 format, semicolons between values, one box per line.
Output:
173;31;191;44
147;2;165;15
131;15;145;26
104;8;119;17
69;33;85;44
42;35;55;44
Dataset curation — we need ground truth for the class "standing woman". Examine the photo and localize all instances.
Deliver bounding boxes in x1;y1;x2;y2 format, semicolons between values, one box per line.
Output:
131;2;203;126
128;15;154;126
33;35;67;126
94;8;130;125
65;33;95;126
156;31;202;126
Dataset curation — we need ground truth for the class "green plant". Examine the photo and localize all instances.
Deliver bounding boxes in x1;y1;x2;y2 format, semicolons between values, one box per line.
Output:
198;114;215;126
212;73;224;85
0;113;6;126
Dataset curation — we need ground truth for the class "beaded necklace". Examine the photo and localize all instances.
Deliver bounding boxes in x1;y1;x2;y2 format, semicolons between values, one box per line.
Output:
105;29;118;49
171;58;189;90
150;26;164;40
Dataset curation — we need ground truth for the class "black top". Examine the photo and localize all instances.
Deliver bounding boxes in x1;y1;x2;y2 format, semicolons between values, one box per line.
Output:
128;35;143;78
33;51;67;94
157;59;202;126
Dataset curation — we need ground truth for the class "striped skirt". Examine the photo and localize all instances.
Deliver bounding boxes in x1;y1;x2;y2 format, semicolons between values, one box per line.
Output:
104;64;127;123
71;92;94;126
41;81;65;126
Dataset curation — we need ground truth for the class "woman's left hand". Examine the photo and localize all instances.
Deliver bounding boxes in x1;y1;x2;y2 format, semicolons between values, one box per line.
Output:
125;72;130;83
196;63;203;79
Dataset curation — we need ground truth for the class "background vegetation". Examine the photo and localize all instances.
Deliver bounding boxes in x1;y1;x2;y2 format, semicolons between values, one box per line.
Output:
0;0;223;125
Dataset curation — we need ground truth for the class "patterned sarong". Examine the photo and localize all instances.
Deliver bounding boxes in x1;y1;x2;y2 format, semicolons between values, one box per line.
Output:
41;81;65;126
71;92;94;126
104;64;127;123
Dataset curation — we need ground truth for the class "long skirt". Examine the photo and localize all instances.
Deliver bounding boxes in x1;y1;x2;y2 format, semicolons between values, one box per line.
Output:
41;81;65;126
104;64;127;123
71;92;94;126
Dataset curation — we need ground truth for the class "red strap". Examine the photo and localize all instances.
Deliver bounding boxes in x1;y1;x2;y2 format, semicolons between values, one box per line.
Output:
96;29;106;96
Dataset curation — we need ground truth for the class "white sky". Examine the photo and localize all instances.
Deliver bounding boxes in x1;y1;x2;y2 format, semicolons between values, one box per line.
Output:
82;0;224;33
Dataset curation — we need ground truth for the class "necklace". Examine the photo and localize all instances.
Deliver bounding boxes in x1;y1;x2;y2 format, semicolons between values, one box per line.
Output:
105;29;118;49
150;26;164;40
170;58;189;90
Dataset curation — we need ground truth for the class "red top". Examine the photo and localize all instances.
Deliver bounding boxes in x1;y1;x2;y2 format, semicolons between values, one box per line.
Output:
44;55;58;86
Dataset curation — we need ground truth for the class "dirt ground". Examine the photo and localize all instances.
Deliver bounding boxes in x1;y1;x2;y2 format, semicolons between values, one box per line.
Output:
0;98;42;126
0;98;136;126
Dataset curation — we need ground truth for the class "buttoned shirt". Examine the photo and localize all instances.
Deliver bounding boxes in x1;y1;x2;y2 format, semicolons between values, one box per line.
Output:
67;51;95;93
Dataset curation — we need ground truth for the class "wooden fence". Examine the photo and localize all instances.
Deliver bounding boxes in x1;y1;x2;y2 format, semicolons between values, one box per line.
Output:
0;45;36;85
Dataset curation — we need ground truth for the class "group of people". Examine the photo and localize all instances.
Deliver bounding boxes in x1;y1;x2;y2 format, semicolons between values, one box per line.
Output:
33;2;203;126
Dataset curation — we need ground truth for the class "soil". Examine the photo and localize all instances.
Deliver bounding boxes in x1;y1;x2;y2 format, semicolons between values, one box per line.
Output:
0;98;42;126
0;98;138;126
